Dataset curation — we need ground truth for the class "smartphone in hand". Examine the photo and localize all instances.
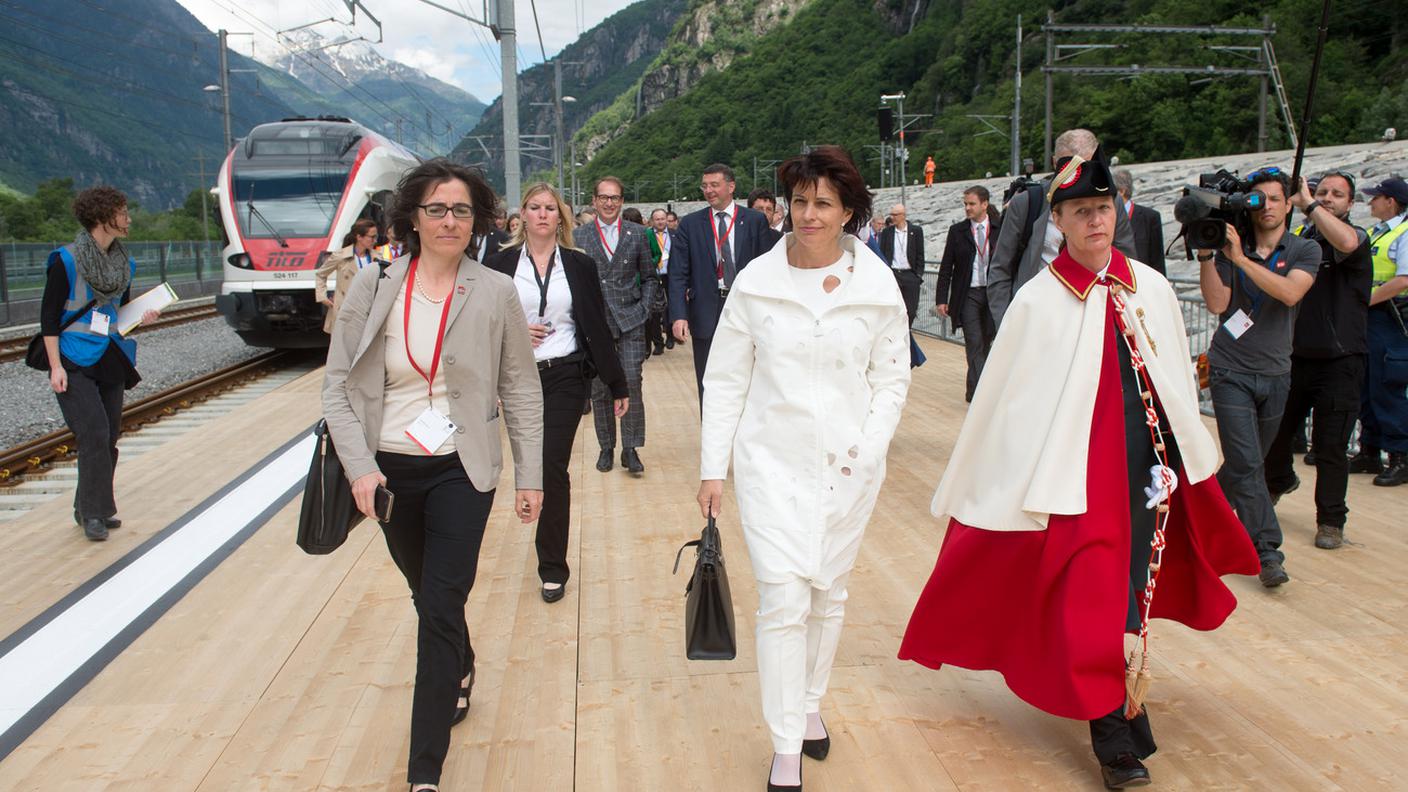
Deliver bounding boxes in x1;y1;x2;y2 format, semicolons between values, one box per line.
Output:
374;484;395;523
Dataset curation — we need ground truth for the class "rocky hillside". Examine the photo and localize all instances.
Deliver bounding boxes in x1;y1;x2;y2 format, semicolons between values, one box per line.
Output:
448;0;686;191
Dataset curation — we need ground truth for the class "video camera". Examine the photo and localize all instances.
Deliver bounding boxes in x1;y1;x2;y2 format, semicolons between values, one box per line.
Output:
1173;169;1270;251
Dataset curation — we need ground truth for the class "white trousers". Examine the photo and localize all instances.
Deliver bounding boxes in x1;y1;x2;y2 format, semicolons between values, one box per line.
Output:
755;573;850;753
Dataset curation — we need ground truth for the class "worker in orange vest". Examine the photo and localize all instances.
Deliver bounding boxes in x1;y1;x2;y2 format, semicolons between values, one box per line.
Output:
924;155;937;188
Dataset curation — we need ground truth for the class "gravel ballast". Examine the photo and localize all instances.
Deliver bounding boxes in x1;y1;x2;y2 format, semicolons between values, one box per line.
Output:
0;318;312;450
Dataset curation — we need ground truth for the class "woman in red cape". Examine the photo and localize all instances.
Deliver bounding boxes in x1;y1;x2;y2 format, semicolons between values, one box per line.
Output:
899;156;1259;789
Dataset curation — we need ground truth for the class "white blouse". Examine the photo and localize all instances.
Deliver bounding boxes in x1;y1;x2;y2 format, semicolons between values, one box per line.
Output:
513;246;579;362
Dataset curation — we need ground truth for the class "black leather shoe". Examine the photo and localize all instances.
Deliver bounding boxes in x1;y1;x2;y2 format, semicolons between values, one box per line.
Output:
1100;754;1151;788
1373;454;1408;487
1259;559;1290;587
801;728;829;761
1303;449;1317;466
622;448;645;474
665;337;675;349
652;343;665;356
596;448;614;472
1349;449;1383;474
83;518;108;542
542;583;566;603
450;663;475;727
74;511;121;530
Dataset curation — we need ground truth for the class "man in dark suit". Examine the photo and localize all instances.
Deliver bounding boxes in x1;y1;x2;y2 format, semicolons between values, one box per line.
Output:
879;203;925;325
572;176;657;475
668;163;773;398
934;186;1000;402
1113;168;1167;275
747;188;785;246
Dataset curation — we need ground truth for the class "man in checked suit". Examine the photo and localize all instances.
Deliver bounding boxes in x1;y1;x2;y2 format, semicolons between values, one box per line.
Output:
988;128;1137;327
572;176;657;475
879;203;925;325
934;186;1001;402
669;163;774;399
1113;168;1167;275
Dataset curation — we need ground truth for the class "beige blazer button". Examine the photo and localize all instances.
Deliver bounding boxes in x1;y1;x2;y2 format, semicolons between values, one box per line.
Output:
451;390;461;399
444;355;455;365
456;426;465;434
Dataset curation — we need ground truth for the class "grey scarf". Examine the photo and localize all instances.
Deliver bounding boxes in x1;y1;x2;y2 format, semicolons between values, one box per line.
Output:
72;229;132;304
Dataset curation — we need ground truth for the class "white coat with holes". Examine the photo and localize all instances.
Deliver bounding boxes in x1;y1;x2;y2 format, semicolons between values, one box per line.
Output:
700;233;911;588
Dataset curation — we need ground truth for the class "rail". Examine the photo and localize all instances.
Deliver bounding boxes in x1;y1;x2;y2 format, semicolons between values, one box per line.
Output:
0;350;297;484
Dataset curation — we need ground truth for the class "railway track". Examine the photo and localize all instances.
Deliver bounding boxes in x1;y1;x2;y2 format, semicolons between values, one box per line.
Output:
0;303;221;365
0;349;306;486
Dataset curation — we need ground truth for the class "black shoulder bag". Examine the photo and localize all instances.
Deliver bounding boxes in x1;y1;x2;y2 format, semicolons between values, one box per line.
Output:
673;517;737;660
25;300;97;371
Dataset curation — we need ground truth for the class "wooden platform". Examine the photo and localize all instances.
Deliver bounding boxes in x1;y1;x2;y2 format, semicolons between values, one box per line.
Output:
1;337;1405;791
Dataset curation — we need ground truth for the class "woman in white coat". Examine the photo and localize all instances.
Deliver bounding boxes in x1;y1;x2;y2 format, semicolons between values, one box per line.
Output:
697;146;911;791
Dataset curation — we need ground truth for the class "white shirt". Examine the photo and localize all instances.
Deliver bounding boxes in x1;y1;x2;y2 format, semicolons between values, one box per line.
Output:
786;251;852;316
970;219;990;288
380;288;456;456
513;246;579;362
596;217;620;256
1041;210;1064;265
891;224;910;270
712;202;738;264
652;228;671;274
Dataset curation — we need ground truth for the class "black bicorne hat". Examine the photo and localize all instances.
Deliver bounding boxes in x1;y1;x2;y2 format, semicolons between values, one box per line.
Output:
1046;155;1115;206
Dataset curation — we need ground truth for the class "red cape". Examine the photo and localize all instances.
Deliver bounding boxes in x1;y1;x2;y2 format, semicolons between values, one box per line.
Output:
898;303;1259;720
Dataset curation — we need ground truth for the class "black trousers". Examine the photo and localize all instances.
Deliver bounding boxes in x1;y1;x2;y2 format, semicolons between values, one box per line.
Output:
1265;354;1364;528
645;275;669;349
537;361;588;584
54;369;124;522
892;268;922;327
376;451;495;785
958;286;997;402
1090;704;1157;764
692;334;713;405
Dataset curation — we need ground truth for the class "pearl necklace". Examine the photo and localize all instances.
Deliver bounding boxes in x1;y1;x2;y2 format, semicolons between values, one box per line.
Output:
415;275;448;304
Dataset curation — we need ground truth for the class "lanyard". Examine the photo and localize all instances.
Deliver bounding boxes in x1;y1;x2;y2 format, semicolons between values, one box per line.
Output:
356;251;371;269
529;248;557;317
712;207;737;279
972;222;987;257
403;257;455;398
1234;248;1282;316
595;218;618;259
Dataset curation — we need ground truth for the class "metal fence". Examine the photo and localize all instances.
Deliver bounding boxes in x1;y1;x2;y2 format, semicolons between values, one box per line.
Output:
0;240;223;325
912;265;1219;415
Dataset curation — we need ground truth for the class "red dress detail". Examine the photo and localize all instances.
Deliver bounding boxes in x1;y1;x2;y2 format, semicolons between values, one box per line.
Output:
897;304;1259;720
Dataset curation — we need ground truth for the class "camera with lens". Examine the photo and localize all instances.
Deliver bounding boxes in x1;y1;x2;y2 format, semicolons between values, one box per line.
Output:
1174;169;1270;251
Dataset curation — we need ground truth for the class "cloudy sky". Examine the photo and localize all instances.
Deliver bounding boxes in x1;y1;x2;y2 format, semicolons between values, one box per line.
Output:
176;0;637;101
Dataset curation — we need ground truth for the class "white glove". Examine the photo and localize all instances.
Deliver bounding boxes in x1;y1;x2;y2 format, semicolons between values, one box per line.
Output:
1143;464;1179;510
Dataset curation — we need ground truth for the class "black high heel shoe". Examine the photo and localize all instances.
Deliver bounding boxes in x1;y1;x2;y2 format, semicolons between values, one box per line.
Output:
801;723;830;761
450;663;475;727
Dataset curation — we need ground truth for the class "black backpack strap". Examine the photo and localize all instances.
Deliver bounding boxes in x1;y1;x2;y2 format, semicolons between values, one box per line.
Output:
1018;183;1044;257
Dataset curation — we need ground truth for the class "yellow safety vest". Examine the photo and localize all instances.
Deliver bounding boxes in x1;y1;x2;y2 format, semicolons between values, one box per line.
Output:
1369;216;1408;295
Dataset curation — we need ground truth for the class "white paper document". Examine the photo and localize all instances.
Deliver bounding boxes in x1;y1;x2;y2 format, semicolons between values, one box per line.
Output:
116;282;179;335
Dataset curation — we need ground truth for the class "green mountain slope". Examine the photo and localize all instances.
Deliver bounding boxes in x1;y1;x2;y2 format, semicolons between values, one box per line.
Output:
579;0;1408;199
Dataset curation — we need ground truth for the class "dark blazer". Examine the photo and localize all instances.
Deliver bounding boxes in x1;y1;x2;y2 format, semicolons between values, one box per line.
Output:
483;246;628;399
1129;202;1167;276
571;219;657;335
667;203;774;340
878;223;925;277
935;217;1001;332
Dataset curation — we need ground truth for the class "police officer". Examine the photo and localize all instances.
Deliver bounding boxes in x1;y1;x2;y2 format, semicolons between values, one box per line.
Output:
1351;177;1408;486
1265;172;1371;550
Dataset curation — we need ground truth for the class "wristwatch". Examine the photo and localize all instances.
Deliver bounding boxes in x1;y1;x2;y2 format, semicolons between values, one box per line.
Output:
1197;253;1216;262
1305;199;1323;215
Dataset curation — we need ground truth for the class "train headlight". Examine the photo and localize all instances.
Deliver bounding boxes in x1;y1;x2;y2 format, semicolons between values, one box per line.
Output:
316;251;331;269
227;252;253;269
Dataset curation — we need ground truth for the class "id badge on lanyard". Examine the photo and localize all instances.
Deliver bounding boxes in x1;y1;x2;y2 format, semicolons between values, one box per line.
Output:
713;208;736;288
402;258;458;453
89;310;111;335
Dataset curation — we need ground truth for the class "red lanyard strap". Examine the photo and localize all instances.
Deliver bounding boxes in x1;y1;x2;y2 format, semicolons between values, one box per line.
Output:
403;257;454;398
595;218;617;259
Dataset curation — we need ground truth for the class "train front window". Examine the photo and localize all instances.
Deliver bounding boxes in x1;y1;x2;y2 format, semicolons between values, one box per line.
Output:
232;168;350;239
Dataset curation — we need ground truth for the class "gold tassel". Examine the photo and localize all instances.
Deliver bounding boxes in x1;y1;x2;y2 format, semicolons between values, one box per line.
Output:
1124;651;1152;720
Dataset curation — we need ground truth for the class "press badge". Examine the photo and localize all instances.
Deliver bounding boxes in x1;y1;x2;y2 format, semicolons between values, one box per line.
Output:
405;407;456;454
89;311;110;335
1222;309;1254;340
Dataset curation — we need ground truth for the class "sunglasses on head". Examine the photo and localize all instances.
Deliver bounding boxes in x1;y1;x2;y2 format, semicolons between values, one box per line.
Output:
1316;170;1357;194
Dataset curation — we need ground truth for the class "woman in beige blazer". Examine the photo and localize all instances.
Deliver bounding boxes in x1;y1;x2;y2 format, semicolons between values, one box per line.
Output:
322;159;544;792
315;217;379;332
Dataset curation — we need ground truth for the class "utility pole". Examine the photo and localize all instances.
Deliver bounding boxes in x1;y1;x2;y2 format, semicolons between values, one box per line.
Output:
555;61;566;194
1043;10;1054;168
1012;15;1022;177
218;29;232;154
880;93;928;204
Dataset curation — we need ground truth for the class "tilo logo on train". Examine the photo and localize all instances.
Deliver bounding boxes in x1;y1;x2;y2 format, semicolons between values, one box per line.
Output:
263;251;309;270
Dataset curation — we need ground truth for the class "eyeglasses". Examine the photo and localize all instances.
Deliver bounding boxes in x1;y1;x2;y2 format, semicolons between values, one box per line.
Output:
418;203;473;218
595;194;623;203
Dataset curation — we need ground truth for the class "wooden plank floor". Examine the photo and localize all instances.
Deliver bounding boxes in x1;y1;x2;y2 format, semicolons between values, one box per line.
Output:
2;337;1405;791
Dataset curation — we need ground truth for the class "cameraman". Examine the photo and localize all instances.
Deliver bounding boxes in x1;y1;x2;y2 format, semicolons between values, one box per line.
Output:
1264;172;1371;551
1197;167;1320;588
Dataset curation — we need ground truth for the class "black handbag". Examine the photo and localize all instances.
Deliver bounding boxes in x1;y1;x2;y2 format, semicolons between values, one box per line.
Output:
25;299;97;371
296;419;364;554
673;516;737;660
